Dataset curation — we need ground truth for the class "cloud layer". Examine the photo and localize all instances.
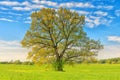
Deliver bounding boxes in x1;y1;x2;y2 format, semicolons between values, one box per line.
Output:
0;18;14;22
0;0;116;28
98;45;120;59
0;40;120;61
108;36;120;43
0;40;28;61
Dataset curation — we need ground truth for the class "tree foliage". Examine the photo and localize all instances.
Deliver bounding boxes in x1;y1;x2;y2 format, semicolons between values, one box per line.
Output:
21;8;103;71
65;37;103;63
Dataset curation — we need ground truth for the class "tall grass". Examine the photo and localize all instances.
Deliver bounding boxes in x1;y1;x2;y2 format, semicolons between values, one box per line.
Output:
0;64;120;80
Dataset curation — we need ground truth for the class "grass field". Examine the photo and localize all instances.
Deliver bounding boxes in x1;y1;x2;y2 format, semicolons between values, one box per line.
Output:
0;64;120;80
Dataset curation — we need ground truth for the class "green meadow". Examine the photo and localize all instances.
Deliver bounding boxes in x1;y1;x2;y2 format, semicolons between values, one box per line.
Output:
0;64;120;80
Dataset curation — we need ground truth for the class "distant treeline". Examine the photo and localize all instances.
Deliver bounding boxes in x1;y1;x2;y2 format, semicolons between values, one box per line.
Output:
98;57;120;64
68;57;120;64
0;60;34;65
1;57;120;65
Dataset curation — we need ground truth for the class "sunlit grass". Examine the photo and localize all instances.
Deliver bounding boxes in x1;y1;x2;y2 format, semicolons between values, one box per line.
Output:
0;64;120;80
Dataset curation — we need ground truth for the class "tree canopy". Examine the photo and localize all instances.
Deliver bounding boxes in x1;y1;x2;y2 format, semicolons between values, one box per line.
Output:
21;8;103;71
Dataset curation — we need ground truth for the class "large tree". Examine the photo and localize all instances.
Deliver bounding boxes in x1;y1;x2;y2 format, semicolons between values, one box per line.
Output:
21;8;103;71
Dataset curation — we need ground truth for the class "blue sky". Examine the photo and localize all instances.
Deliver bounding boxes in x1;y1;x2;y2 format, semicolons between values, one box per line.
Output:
0;0;120;61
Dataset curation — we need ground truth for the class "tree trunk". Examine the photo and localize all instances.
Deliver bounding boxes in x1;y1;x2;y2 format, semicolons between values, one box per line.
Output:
54;47;64;71
56;56;63;71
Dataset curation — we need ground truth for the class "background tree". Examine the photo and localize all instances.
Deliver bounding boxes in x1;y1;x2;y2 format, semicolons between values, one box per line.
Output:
21;8;103;71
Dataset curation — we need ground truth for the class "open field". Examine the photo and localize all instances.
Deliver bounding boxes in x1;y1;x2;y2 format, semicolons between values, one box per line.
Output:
0;64;120;80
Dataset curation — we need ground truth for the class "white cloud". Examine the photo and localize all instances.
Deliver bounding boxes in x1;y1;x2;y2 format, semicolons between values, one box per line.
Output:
101;18;112;26
97;5;114;10
85;17;95;28
108;36;120;43
0;53;28;61
98;45;120;59
12;5;45;11
0;1;31;6
59;2;75;8
0;11;22;16
0;40;28;61
90;16;101;26
76;2;94;8
86;22;95;28
94;18;101;26
71;9;90;15
0;0;46;10
0;1;33;11
12;7;32;11
0;1;19;6
85;16;101;28
59;2;94;8
94;11;108;16
32;0;39;3
85;15;112;28
115;10;120;17
0;18;14;22
105;6;114;10
32;0;57;6
30;5;45;9
77;11;90;15
21;1;30;6
0;40;20;47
